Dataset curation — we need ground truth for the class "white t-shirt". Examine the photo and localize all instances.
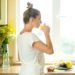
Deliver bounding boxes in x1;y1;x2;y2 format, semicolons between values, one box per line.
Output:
17;32;44;75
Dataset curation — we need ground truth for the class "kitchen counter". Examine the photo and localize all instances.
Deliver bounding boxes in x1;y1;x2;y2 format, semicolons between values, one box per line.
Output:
0;65;75;75
45;65;75;75
0;66;20;75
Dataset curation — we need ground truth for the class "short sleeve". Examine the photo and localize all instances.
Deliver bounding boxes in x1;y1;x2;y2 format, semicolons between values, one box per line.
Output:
29;33;40;47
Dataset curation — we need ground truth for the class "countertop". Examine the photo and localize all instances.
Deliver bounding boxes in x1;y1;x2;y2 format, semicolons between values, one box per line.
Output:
0;65;75;75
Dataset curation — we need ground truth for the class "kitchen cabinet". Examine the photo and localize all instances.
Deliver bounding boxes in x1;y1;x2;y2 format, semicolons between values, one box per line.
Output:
0;0;7;25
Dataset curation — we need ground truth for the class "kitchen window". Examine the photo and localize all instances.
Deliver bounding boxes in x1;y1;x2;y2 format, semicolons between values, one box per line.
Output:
16;0;75;63
60;0;75;61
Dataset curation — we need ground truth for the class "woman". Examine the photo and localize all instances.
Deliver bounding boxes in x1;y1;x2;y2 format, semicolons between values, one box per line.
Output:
17;2;54;75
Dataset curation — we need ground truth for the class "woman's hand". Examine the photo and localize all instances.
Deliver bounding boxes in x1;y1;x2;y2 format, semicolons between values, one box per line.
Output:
42;24;50;35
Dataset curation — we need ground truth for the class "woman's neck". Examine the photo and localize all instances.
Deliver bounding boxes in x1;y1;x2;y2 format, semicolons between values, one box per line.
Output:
20;24;33;34
24;24;33;32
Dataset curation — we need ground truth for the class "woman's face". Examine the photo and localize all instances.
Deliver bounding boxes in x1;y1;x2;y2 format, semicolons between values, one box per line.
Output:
32;15;41;28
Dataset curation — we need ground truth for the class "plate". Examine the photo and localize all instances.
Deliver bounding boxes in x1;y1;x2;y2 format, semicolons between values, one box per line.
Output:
56;66;71;70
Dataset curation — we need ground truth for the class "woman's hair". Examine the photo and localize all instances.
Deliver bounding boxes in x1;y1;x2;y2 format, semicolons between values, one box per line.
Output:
23;2;40;24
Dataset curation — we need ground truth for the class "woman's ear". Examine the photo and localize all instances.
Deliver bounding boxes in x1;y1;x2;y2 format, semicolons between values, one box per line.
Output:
29;17;34;22
29;17;35;26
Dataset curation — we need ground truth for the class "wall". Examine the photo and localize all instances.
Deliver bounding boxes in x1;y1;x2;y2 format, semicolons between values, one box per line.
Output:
7;0;17;62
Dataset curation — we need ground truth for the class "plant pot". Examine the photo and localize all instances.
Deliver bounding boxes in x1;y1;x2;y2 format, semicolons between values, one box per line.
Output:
2;44;10;68
0;55;3;67
3;52;10;68
0;46;3;67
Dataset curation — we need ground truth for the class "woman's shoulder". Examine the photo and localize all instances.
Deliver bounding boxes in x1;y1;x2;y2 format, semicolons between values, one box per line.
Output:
18;32;36;38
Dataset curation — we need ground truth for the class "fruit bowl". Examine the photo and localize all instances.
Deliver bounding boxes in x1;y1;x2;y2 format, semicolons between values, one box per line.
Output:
56;60;72;70
57;65;71;70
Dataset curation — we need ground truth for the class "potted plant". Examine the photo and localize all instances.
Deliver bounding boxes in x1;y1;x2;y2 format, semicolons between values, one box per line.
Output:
0;21;16;67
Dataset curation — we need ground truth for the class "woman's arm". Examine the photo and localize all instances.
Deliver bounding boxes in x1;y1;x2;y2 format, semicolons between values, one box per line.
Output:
33;25;54;54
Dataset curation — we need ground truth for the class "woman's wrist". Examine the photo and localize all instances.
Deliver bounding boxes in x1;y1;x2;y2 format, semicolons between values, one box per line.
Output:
44;32;50;37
